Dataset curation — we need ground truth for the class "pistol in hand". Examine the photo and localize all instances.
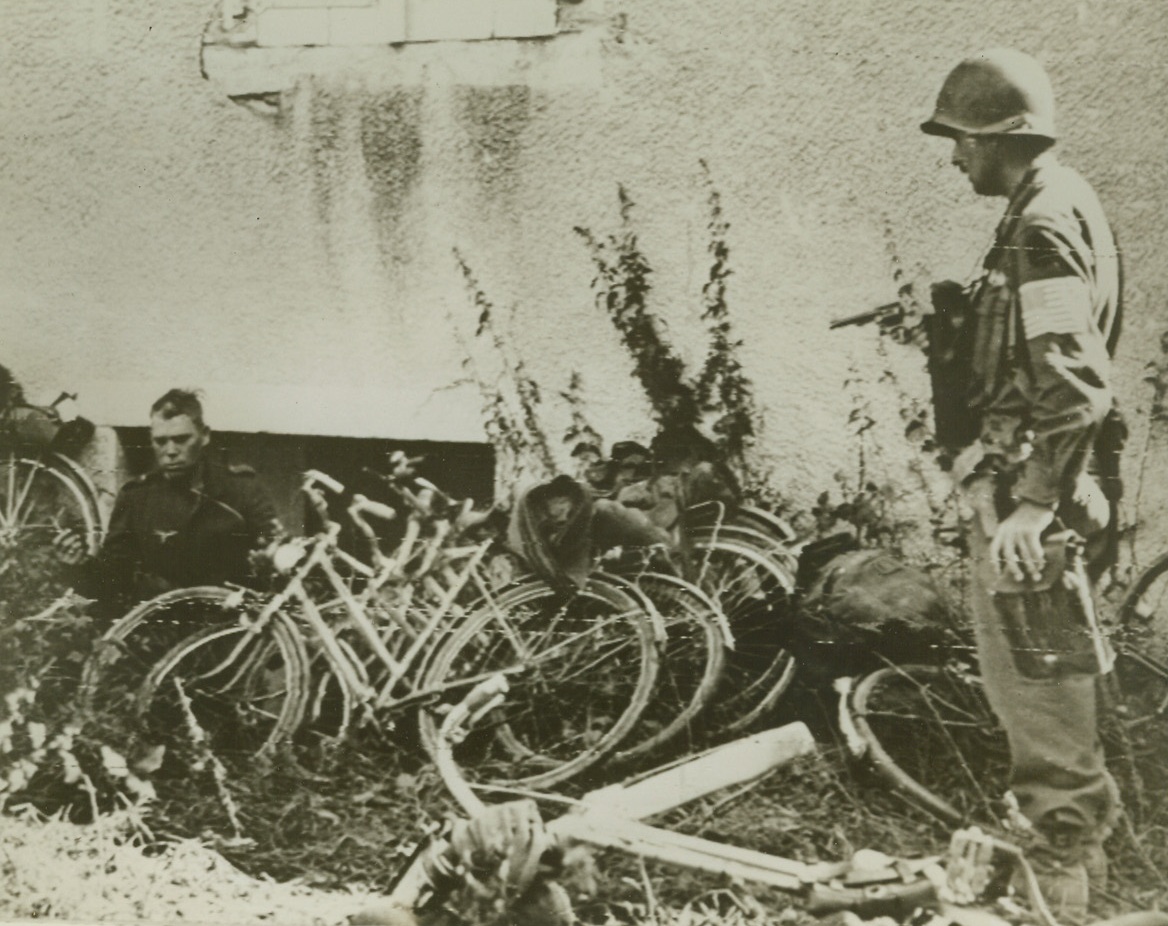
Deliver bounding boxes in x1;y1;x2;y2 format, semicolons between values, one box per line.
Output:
829;300;905;330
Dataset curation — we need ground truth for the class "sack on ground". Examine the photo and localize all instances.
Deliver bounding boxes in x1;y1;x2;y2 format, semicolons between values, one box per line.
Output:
799;548;960;673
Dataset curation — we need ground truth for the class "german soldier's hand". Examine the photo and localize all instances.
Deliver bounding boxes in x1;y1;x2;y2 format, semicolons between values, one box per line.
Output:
52;527;90;565
990;500;1054;583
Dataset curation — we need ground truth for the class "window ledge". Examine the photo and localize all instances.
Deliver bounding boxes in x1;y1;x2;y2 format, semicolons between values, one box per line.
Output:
202;11;601;98
207;0;560;49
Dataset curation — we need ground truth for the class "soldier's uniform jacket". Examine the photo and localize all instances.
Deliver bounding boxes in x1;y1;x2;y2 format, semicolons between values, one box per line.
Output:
83;457;283;601
956;152;1121;510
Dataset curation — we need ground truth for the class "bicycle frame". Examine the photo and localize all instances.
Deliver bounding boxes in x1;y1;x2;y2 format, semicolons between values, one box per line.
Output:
407;677;1091;926
241;471;536;734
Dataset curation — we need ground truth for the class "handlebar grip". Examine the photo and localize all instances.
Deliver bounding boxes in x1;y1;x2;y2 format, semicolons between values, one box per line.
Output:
303;485;332;520
350;494;397;522
303;469;346;495
389;450;426;472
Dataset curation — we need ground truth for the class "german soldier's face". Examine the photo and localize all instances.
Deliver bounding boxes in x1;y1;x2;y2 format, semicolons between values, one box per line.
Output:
544;494;575;529
150;413;210;478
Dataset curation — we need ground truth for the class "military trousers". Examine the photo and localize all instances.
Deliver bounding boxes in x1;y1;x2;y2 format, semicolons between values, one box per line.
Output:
965;512;1118;850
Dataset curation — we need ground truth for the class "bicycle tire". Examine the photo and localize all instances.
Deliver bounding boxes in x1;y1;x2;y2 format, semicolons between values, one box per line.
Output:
1110;555;1168;802
689;522;800;569
607;572;726;763
417;576;659;790
81;586;256;723
1118;552;1168;661
686;502;798;545
848;663;1010;827
689;537;798;735
1;450;104;612
135;615;309;767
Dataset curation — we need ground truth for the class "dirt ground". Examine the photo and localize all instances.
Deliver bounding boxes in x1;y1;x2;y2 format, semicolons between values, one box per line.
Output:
3;678;1164;926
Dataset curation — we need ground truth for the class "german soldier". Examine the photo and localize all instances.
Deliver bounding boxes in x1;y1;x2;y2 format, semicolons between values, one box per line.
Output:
61;389;284;608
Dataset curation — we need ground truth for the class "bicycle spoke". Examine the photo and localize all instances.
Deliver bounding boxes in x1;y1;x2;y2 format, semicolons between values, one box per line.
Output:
138;620;306;768
850;664;1010;826
419;578;658;788
1;454;103;612
8;458;44;532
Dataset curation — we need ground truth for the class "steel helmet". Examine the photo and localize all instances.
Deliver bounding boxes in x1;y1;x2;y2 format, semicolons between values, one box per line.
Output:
921;48;1056;140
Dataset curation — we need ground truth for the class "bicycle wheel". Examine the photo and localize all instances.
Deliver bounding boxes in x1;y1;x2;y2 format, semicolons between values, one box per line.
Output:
689;522;800;571
689;538;798;735
1111;556;1168;800
0;451;103;613
1118;553;1168;660
847;663;1009;827
81;586;254;724
685;502;798;545
418;577;659;790
608;572;726;764
135;616;308;769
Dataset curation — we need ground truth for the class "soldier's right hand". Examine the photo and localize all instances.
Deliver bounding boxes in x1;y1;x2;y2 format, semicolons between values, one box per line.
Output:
52;528;90;565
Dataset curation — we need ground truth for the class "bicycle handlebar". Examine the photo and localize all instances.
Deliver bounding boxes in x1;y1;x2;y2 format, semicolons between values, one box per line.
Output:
363;465;457;518
350;494;397;523
388;450;426;477
346;494;397;571
303;469;346;495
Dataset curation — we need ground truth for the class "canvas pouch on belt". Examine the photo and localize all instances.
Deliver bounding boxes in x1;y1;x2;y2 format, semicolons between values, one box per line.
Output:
990;531;1104;680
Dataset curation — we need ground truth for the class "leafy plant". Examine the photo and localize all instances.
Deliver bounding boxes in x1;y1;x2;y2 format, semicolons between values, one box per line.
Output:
574;175;787;514
808;368;915;551
694;160;757;460
575;186;700;436
0;596;155;821
1129;329;1168;563
560;371;604;455
452;250;557;488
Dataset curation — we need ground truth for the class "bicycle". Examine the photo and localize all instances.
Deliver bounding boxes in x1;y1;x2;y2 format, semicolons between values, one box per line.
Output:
1;394;105;612
389;458;785;767
683;532;799;736
597;556;729;763
838;541;1168;832
576;469;802;742
81;467;663;791
409;676;1168;926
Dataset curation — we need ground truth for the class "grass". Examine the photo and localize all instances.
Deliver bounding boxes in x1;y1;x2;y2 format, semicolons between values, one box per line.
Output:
97;673;1167;925
2;572;1166;924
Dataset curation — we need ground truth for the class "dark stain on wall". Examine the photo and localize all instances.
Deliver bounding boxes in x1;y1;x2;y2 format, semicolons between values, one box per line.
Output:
308;82;344;232
360;88;423;265
454;85;532;200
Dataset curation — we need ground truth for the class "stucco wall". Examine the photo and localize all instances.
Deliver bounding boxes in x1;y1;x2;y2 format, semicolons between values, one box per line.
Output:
3;0;1167;548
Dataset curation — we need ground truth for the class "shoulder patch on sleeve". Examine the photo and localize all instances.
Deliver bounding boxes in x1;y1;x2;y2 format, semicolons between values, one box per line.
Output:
227;463;257;476
1018;276;1092;340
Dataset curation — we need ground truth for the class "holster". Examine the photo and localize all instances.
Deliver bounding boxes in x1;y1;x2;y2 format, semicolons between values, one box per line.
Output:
1093;406;1128;503
990;532;1103;680
923;282;980;455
